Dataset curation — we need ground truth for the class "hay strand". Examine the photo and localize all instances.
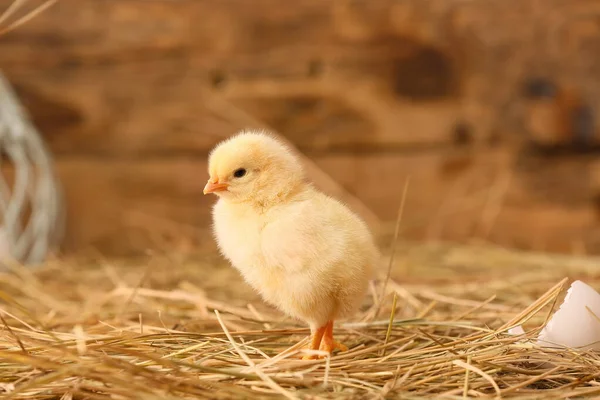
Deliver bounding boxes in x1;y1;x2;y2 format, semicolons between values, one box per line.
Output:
1;243;600;398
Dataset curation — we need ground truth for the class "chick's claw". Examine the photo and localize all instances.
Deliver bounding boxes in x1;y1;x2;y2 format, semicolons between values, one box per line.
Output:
301;320;348;359
321;339;348;353
301;338;347;360
301;326;327;359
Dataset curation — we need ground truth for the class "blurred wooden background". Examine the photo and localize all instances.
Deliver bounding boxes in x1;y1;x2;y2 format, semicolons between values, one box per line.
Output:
2;0;600;256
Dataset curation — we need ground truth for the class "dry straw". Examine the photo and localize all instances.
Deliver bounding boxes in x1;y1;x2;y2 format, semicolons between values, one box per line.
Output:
0;0;56;37
1;243;600;399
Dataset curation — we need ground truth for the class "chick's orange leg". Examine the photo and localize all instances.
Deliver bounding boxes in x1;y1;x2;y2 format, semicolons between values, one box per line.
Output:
301;325;326;360
319;320;348;354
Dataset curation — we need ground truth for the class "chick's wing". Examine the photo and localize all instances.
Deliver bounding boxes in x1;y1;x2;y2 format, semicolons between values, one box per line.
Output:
260;194;356;274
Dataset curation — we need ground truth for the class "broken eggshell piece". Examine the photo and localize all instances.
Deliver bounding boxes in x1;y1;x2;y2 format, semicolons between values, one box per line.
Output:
537;280;600;351
508;325;525;336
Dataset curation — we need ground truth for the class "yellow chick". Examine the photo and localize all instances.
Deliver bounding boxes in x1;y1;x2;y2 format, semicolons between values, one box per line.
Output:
204;130;379;358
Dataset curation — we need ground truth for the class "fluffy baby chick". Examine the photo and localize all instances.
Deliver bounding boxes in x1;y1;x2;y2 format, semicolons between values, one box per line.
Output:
204;130;379;358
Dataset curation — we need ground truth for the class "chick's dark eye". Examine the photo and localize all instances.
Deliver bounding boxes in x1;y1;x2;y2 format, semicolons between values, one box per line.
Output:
233;168;246;178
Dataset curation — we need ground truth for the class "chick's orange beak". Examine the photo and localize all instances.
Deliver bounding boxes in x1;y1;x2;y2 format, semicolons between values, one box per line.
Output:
203;179;229;195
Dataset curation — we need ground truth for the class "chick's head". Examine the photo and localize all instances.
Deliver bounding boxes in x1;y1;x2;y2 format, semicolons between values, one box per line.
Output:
204;130;306;204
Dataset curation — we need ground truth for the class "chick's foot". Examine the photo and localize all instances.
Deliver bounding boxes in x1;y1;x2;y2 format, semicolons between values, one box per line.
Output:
301;320;348;359
319;320;348;354
301;325;326;360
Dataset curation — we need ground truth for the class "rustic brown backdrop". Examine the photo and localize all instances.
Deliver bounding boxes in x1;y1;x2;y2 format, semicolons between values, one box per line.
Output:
2;0;600;256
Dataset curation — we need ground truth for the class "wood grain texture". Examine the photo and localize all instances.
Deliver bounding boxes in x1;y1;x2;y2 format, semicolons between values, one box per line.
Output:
0;0;468;156
49;151;599;256
53;158;212;256
316;151;598;253
3;0;600;255
5;0;600;154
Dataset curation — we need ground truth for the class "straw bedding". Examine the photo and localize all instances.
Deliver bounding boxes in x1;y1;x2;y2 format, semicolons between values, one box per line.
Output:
1;242;600;399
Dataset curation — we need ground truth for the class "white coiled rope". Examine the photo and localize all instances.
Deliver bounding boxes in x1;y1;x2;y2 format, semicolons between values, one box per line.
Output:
0;71;64;265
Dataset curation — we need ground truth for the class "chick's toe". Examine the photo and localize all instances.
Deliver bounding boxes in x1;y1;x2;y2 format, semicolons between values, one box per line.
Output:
319;320;348;354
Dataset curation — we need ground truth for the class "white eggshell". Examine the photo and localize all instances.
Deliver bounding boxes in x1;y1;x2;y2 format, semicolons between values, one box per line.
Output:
508;325;525;335
537;280;600;350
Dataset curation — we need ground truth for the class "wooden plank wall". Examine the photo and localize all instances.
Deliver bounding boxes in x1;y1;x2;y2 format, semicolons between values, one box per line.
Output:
2;0;600;256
